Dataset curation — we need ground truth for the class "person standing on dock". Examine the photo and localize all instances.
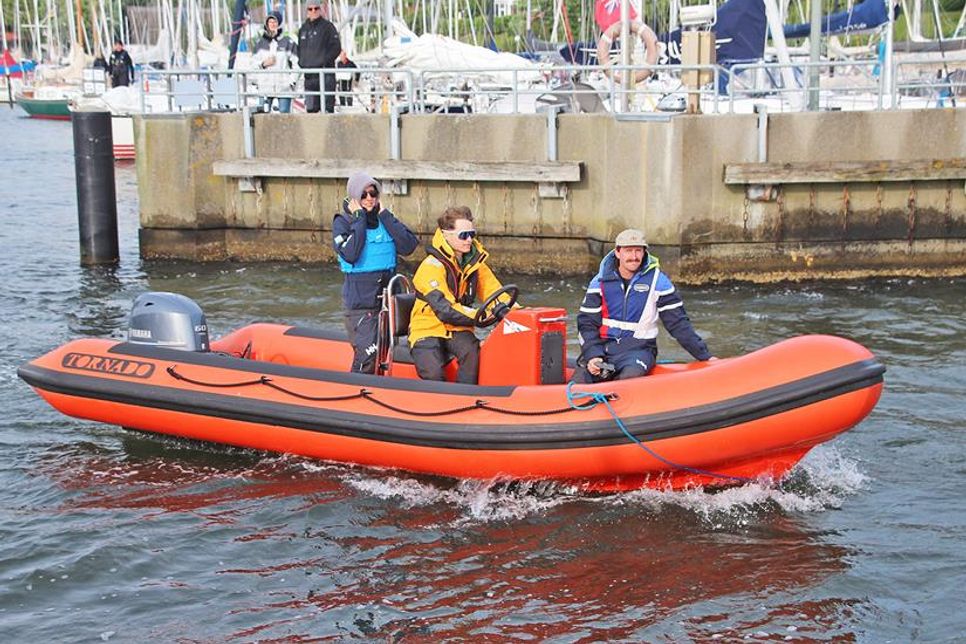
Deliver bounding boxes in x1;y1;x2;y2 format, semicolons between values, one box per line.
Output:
250;11;299;113
107;39;134;88
573;229;713;383
333;173;419;374
297;0;342;113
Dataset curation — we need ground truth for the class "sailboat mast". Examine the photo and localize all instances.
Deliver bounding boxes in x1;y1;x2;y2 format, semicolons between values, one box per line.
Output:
15;0;23;58
30;0;41;60
64;0;75;49
463;0;477;45
619;0;629;111
0;1;7;55
75;0;85;52
1;0;10;107
188;0;198;68
45;0;56;60
99;0;111;52
883;1;894;107
383;0;392;43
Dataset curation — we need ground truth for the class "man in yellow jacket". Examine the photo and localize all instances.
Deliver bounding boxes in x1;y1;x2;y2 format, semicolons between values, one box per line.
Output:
409;206;508;384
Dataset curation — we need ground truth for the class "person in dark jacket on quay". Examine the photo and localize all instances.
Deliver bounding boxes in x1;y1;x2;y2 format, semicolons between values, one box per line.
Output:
297;0;342;113
333;172;419;374
108;39;135;87
572;228;713;383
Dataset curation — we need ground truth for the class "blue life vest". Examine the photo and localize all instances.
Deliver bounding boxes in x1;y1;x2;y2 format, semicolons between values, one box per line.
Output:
338;220;397;273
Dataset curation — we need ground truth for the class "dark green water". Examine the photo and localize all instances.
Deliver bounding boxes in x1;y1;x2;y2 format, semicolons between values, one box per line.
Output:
1;109;964;641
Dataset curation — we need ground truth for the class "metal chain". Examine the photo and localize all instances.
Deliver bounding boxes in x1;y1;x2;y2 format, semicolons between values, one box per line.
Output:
775;185;786;248
742;192;750;235
875;182;884;227
907;182;918;244
841;184;851;235
944;180;954;235
808;183;816;223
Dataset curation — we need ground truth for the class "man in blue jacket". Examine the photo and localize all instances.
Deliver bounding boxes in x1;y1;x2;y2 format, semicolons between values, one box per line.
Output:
333;172;419;374
573;228;713;383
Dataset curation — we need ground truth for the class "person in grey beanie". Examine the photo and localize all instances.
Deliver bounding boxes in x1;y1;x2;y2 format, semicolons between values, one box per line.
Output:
332;172;419;374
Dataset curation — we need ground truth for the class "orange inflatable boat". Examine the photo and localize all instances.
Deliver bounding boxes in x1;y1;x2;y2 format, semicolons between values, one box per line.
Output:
19;290;884;491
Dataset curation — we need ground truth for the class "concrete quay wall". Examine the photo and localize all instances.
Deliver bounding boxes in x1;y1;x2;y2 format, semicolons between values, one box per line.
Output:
135;109;966;282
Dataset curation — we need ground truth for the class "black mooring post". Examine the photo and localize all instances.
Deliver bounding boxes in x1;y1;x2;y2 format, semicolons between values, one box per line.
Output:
72;110;119;266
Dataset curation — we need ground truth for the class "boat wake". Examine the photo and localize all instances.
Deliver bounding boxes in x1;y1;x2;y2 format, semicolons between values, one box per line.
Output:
340;445;869;524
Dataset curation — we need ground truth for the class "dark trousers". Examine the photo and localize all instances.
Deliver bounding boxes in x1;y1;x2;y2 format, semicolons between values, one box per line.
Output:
571;349;655;384
344;309;380;374
337;78;353;106
412;332;480;384
305;72;336;113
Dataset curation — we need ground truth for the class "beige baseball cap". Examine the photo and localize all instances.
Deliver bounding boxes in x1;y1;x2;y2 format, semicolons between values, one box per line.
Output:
615;228;647;247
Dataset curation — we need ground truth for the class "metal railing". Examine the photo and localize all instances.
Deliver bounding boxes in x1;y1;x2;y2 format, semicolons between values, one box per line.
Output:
137;58;965;118
893;57;966;109
726;59;888;112
138;66;416;115
413;63;723;115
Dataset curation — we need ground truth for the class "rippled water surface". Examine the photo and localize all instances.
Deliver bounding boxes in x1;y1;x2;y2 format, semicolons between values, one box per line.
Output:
1;109;964;641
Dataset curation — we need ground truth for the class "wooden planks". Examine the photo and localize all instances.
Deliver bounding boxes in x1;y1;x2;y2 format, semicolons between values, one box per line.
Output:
212;157;583;183
723;158;966;185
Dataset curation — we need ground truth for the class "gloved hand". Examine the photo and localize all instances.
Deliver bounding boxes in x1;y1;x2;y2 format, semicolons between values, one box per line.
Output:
348;199;364;217
493;302;511;321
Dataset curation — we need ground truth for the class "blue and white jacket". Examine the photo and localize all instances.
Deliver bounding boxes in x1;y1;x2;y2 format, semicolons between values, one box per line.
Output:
576;251;711;364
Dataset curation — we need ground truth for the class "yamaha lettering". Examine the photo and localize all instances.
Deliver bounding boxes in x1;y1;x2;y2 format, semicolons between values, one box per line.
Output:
62;352;155;378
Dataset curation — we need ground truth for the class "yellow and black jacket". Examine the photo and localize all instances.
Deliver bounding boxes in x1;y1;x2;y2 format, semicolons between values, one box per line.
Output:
409;228;504;346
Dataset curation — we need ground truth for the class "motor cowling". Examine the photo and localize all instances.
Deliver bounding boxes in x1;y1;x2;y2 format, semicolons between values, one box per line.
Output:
127;292;210;352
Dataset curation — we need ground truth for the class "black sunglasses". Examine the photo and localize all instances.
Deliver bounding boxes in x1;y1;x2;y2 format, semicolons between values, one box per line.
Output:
361;188;379;199
453;230;477;241
307;6;320;11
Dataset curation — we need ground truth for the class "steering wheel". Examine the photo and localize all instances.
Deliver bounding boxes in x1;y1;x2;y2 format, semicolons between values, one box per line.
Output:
474;284;520;328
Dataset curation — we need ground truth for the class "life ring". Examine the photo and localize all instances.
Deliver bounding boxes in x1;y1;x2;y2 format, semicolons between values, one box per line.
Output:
596;20;659;85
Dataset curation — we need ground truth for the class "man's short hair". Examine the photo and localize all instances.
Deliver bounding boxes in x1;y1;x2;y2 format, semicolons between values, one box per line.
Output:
438;206;473;230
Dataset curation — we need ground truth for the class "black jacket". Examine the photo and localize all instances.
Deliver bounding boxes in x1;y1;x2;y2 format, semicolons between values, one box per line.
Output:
108;50;134;86
332;200;419;310
297;17;341;69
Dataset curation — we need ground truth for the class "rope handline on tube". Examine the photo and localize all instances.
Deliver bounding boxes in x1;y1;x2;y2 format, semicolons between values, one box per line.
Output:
165;365;614;417
565;382;753;484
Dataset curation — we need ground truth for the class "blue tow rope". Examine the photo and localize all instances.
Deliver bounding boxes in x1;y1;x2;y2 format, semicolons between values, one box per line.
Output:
565;382;752;485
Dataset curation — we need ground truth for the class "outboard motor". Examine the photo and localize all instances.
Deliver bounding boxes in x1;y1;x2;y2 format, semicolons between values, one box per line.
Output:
127;292;210;352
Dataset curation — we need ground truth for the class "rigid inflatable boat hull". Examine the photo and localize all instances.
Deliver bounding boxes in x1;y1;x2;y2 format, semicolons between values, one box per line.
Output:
19;327;884;491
